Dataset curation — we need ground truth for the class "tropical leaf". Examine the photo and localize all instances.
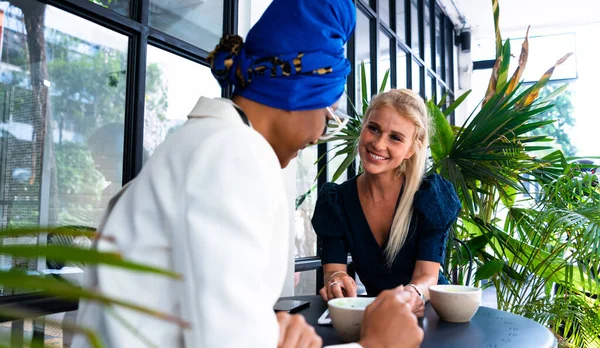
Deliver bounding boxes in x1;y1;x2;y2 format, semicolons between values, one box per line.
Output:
427;100;455;163
517;52;573;108
505;26;530;96
474;260;505;282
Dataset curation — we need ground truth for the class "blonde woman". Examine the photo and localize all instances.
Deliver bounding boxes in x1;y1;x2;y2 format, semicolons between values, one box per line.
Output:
312;89;461;317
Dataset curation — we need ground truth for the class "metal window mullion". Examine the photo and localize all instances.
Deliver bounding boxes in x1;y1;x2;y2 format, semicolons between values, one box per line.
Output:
404;0;411;48
123;28;148;183
41;0;143;36
440;10;446;81
417;0;424;62
370;16;378;97
429;0;435;73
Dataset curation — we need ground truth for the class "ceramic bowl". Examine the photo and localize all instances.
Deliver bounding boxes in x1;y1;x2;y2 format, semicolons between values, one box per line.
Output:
429;285;482;323
327;297;376;342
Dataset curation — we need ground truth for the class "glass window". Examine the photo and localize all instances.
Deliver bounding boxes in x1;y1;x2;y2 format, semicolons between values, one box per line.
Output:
395;0;407;42
410;0;420;57
295;146;318;258
423;0;432;68
144;46;221;158
435;11;443;75
427;75;435;101
295;269;316;295
327;141;348;184
356;11;371;114
445;21;454;89
378;31;391;92
437;83;444;104
0;3;127;295
396;46;408;89
149;0;223;51
88;0;129;17
412;59;422;96
379;0;390;27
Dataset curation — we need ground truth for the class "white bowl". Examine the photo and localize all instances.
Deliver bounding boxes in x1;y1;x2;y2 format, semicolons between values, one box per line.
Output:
327;297;376;342
429;285;482;323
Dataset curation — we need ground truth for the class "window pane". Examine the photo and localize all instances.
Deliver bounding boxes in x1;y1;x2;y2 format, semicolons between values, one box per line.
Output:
410;0;420;56
295;146;318;258
378;31;391;92
423;0;431;67
437;83;444;104
327;141;348;184
356;11;371;113
396;47;408;89
412;59;422;95
144;46;221;158
445;21;454;89
395;0;406;42
427;75;435;101
88;0;129;17
0;4;127;295
379;0;390;27
295;269;316;296
435;11;443;75
149;0;223;51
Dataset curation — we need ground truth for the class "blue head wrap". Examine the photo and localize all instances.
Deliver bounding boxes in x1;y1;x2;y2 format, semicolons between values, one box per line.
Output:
208;0;356;111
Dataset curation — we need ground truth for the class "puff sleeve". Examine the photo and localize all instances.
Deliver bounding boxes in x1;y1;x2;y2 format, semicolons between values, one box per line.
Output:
413;174;461;264
311;183;348;264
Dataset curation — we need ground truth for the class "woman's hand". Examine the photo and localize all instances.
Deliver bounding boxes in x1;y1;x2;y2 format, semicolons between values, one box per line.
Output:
319;272;357;301
276;312;322;348
403;287;425;317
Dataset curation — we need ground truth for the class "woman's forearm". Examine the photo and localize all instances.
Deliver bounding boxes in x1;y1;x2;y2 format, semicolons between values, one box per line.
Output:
322;263;348;283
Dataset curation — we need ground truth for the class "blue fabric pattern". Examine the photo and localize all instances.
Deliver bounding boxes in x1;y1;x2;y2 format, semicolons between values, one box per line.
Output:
207;0;356;111
312;174;461;296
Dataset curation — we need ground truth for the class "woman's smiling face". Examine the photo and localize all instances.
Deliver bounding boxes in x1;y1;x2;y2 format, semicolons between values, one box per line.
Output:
358;105;416;176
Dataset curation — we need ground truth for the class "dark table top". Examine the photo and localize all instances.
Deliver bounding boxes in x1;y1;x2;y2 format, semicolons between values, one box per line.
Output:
282;295;557;348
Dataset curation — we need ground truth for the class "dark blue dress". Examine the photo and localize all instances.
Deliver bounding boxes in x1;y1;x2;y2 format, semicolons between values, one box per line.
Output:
311;174;461;296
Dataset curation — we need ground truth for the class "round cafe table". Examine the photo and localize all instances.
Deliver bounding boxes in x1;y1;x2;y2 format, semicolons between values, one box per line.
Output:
281;295;557;348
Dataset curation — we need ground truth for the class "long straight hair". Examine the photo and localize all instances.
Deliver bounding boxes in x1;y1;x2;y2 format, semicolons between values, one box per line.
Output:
361;89;431;266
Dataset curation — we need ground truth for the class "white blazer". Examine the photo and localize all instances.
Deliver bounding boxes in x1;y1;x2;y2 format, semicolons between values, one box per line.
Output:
72;97;359;348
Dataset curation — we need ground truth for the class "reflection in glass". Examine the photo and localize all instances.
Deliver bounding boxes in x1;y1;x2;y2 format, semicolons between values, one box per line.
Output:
423;0;431;67
427;76;435;101
410;0;420;56
396;47;408;89
144;46;221;158
395;0;406;42
445;21;454;87
149;0;223;51
88;0;129;16
356;11;371;113
295;270;316;296
295;146;318;258
435;11;443;75
412;60;422;96
378;31;391;92
328;141;348;184
379;0;390;26
0;2;127;304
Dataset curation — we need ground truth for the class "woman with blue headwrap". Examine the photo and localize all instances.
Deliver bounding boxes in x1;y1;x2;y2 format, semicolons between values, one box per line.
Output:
72;1;423;348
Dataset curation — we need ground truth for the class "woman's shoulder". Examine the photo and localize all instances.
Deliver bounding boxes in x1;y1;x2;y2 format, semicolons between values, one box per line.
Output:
413;174;461;230
318;175;358;201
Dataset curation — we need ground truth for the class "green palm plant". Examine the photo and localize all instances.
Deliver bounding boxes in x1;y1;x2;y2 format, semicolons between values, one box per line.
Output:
0;226;187;347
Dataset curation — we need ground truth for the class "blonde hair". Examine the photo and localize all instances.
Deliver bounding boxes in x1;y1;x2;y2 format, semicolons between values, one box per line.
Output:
361;89;431;266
